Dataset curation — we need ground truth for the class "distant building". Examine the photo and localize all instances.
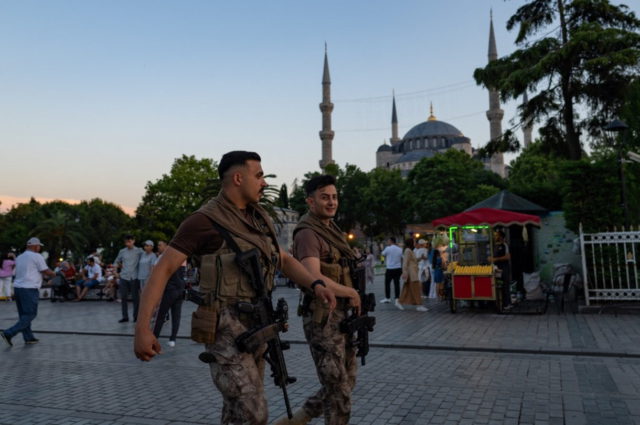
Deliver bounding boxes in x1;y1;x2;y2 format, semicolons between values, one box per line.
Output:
320;13;509;178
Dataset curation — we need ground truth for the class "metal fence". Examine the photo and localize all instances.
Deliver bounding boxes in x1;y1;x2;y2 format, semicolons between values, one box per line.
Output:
580;225;640;306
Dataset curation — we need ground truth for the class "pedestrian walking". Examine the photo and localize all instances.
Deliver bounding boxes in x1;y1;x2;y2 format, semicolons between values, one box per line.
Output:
137;240;156;291
414;239;430;297
380;237;403;304
274;174;361;425
113;235;142;323
134;151;336;425
397;238;428;311
152;240;185;347
364;247;375;287
1;238;55;347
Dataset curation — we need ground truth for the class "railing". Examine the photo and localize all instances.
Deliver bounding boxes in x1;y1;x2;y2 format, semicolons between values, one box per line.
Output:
580;224;640;306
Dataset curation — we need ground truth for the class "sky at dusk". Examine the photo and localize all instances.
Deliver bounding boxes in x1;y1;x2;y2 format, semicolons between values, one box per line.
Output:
1;0;549;215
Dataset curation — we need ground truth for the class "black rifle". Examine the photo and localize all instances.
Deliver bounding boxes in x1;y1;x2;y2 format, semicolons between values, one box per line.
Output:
339;257;376;366
233;248;296;419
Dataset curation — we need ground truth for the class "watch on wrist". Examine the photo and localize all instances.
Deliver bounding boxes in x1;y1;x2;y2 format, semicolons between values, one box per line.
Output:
311;279;326;292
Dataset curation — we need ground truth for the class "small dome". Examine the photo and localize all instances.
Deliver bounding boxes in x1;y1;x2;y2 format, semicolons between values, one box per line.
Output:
377;144;392;152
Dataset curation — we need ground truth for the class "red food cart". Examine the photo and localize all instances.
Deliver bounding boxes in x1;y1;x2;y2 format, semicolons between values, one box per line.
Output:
432;208;541;313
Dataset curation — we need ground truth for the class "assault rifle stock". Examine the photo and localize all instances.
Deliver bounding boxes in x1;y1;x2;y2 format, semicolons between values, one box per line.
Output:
233;248;296;419
340;257;376;366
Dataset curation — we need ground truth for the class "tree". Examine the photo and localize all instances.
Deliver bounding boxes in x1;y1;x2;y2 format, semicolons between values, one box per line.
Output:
404;149;505;222
276;183;289;209
77;199;132;261
474;0;640;159
620;78;640;152
360;167;409;237
561;156;623;232
135;155;218;240
31;210;86;265
0;198;44;252
507;142;565;210
334;164;370;233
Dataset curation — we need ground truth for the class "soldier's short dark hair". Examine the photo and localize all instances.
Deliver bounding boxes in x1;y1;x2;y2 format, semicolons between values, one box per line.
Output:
218;151;261;179
305;175;336;197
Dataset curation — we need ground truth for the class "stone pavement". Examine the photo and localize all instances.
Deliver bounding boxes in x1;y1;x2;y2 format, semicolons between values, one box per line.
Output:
1;274;640;424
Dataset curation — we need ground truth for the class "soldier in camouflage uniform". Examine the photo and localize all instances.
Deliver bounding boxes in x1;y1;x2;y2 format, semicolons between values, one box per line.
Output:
274;175;361;425
134;151;337;425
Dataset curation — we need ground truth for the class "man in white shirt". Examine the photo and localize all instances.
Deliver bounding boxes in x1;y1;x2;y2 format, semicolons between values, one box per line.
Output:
380;237;403;304
75;257;103;301
1;237;55;347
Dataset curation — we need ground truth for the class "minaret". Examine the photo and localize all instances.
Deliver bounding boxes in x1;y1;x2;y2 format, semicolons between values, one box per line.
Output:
486;10;505;176
390;91;400;145
319;44;335;170
522;91;533;148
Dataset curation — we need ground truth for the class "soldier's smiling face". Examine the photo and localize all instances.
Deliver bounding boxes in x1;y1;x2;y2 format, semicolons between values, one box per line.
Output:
307;184;338;220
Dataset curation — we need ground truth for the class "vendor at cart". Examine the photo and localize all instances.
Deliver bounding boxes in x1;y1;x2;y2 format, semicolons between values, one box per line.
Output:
489;229;511;308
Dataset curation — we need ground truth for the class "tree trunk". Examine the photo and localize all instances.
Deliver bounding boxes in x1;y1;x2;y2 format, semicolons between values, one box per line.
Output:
558;0;582;160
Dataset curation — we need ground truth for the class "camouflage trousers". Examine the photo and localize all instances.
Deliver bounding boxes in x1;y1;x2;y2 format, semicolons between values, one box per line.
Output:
205;307;268;425
302;307;357;425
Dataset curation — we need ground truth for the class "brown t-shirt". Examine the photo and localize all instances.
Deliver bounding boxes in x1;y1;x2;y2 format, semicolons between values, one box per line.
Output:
169;212;224;257
293;228;331;262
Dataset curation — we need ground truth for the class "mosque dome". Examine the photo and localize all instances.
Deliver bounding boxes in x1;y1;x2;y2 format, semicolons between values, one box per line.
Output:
394;105;470;156
402;106;463;140
403;119;463;140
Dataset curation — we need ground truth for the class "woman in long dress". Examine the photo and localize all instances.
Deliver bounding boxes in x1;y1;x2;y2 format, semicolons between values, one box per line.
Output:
364;247;375;286
397;238;428;312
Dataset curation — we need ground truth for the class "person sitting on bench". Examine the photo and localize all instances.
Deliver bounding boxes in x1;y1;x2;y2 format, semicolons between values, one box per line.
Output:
75;257;103;301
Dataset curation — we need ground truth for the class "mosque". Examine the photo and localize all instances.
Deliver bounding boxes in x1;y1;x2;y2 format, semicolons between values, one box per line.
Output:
317;14;533;178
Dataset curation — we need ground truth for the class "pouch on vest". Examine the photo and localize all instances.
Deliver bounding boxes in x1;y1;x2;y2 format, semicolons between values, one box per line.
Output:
199;252;256;300
311;299;330;325
191;305;218;344
320;262;342;283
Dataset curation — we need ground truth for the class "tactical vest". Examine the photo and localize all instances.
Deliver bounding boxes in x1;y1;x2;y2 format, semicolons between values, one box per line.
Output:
320;243;353;289
297;236;353;322
198;232;279;305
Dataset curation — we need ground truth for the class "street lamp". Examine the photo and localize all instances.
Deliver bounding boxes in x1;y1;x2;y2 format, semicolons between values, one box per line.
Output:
603;119;630;228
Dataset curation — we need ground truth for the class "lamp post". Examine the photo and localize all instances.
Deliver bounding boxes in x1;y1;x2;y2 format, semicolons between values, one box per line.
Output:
603;119;630;229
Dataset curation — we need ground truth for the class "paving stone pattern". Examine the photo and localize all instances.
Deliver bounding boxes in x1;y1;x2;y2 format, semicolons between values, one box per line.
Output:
1;275;640;424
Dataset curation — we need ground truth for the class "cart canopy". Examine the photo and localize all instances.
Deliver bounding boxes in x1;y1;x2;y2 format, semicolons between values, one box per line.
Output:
432;207;541;228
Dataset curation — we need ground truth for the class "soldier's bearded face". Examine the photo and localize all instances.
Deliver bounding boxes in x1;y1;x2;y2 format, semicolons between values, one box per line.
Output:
241;160;267;204
308;184;338;219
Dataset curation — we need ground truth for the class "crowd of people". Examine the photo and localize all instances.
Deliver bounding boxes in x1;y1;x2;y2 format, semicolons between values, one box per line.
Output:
1;236;189;349
376;236;447;312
